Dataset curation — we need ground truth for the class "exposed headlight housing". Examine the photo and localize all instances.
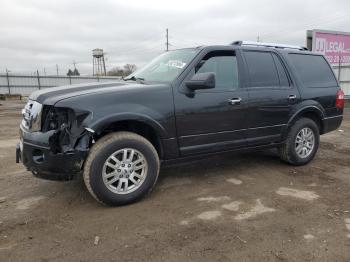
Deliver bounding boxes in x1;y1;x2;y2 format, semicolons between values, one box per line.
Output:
41;106;71;132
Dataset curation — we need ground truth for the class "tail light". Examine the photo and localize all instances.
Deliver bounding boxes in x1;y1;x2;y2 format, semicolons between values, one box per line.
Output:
336;89;345;109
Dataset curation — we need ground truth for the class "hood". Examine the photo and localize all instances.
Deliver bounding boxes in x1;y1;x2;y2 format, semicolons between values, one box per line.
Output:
29;81;140;105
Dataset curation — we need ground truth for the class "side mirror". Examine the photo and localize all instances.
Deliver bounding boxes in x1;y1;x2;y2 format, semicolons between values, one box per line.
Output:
185;72;215;91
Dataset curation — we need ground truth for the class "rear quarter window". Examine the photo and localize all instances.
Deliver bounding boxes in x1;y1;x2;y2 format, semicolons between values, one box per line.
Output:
288;54;338;88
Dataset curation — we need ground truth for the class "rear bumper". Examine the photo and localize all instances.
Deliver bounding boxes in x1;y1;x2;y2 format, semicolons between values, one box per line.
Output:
16;126;88;181
322;115;343;134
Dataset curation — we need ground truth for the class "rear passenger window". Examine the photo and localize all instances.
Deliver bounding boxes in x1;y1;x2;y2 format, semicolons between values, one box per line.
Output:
244;51;279;87
289;54;337;88
272;53;290;87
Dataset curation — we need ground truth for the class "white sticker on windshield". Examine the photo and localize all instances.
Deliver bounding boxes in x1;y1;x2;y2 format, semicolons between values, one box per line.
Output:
166;60;186;69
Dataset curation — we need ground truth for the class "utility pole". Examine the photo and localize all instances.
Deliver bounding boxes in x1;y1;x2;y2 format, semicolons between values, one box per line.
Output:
257;35;260;42
166;28;169;51
56;64;59;76
43;67;46;76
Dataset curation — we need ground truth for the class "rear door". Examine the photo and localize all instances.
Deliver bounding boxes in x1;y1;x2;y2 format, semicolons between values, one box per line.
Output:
243;50;299;146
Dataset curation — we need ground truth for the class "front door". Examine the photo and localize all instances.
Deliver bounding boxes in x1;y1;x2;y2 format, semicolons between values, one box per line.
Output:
174;50;249;156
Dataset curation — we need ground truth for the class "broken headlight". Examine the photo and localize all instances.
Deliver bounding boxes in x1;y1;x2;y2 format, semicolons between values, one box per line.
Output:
42;106;91;153
42;106;72;132
42;106;90;133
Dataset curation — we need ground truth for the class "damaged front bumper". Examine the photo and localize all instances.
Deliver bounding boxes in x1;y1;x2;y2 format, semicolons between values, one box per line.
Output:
17;125;90;181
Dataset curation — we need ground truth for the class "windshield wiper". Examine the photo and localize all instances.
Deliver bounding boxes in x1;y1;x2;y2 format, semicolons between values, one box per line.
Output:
124;76;145;82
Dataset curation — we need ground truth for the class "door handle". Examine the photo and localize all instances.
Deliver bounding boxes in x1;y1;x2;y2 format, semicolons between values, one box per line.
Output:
228;98;242;105
288;95;297;100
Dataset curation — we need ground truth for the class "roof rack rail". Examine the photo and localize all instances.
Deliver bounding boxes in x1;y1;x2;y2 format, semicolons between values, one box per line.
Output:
231;41;308;51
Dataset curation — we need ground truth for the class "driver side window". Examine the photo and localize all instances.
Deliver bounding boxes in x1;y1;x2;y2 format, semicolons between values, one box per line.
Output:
196;52;239;90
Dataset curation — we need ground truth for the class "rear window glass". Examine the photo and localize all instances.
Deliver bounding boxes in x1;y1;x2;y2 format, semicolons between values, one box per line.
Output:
289;54;337;88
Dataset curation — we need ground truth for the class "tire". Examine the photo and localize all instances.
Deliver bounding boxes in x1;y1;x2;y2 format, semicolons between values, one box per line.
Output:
83;131;160;206
279;118;320;166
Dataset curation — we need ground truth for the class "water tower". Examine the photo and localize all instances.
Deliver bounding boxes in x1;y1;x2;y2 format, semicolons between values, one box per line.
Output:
92;48;106;76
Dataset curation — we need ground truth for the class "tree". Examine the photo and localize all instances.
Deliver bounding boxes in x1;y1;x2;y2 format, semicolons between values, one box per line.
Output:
107;64;137;77
123;64;137;76
107;67;124;76
67;69;73;76
67;68;80;76
73;68;80;76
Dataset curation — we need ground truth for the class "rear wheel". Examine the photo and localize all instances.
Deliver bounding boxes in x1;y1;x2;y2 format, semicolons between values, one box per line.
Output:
83;132;160;206
279;118;320;166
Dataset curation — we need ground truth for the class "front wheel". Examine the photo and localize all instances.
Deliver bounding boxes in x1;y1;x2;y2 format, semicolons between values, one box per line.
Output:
83;132;160;206
279;118;320;166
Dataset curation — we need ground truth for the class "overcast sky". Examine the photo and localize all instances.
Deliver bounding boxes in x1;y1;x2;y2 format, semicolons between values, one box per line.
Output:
1;0;350;75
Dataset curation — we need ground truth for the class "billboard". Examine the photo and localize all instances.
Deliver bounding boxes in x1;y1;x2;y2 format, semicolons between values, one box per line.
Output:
309;30;350;65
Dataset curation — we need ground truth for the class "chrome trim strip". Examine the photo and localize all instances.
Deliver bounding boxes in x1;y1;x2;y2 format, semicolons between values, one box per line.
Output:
323;115;343;120
180;124;286;138
231;41;307;51
23;141;50;150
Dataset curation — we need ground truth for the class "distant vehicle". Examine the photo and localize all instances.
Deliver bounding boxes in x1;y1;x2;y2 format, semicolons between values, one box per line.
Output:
16;41;344;206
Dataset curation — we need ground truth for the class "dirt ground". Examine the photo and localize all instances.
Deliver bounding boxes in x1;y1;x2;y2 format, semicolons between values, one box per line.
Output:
0;100;350;262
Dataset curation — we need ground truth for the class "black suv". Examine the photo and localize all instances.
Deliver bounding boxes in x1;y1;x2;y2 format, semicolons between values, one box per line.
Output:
16;41;344;205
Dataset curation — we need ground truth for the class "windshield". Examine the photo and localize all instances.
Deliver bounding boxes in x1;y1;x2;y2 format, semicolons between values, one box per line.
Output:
127;49;199;82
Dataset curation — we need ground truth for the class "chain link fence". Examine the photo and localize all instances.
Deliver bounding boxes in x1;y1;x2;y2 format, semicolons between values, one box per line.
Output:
333;65;350;98
1;68;349;97
0;73;121;96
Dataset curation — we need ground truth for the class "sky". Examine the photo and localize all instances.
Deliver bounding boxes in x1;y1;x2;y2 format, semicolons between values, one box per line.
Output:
0;0;350;75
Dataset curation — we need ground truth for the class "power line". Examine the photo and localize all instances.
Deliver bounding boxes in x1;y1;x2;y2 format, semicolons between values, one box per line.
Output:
104;32;164;55
108;45;165;59
260;12;350;41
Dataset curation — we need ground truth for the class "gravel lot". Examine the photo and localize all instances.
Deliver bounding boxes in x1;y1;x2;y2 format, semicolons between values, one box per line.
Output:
0;100;350;262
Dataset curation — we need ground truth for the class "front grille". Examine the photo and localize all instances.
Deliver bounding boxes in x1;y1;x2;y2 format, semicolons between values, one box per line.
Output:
21;100;43;131
22;108;31;129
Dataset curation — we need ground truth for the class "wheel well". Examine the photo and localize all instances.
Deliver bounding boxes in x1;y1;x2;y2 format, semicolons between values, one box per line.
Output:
96;120;163;158
292;111;324;134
